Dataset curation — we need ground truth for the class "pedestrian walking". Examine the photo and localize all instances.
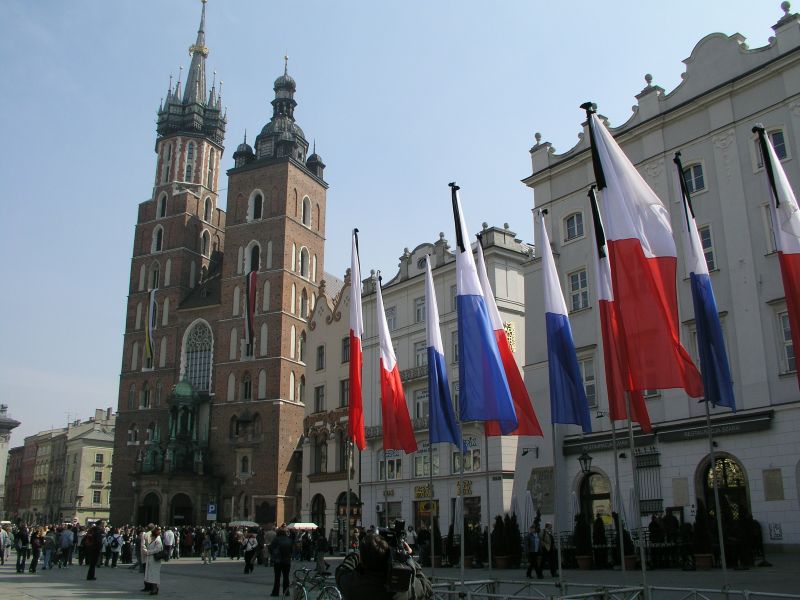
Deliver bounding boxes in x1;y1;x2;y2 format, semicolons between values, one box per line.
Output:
242;531;258;574
525;525;543;579
142;526;164;595
269;526;293;596
85;521;103;581
15;524;30;573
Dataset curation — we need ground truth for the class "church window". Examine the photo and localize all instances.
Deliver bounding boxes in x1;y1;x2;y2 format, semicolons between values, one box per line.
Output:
204;197;212;222
229;328;238;360
290;326;296;359
300;248;310;278
155;380;162;406
135;303;142;329
302;196;311;226
159;337;167;368
229;415;238;438
312;255;317;282
139;264;146;291
289;372;296;401
165;259;172;286
187;142;195;161
299;330;307;362
300;289;308;318
182;320;213;392
260;323;268;357
266;241;273;269
201;231;210;257
242;374;252;401
141;382;151;409
127;424;138;444
207;149;215;189
131;341;139;371
262;281;271;311
185;164;193;181
233;286;241;316
258;370;266;399
253;194;262;220
249;243;260;272
241;455;250;474
291;244;296;272
227;373;236;402
291;284;296;315
152;226;164;253
298;375;305;403
157;194;167;219
128;384;136;410
151;263;160;289
162;297;169;326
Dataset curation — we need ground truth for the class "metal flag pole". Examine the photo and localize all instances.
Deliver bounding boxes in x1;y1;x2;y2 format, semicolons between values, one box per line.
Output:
610;419;626;579
624;393;648;595
345;439;352;553
550;424;565;595
458;422;466;587
383;447;389;528
428;440;436;580
705;401;729;588
484;429;492;576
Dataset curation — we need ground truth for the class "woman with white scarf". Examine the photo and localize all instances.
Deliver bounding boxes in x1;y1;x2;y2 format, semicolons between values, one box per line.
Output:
142;526;164;595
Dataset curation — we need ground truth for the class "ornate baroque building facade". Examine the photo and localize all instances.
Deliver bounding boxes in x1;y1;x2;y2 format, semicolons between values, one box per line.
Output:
521;6;800;549
110;2;328;526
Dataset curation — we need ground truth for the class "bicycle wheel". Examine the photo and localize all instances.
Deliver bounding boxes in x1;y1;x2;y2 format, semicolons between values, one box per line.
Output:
317;586;342;600
289;582;308;600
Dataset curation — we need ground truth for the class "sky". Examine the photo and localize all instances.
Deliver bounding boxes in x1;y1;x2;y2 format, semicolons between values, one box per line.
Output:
0;0;778;444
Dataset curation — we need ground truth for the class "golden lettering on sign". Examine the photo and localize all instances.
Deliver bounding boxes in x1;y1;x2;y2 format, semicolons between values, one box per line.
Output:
382;489;395;497
456;480;473;496
503;322;516;353
415;485;432;499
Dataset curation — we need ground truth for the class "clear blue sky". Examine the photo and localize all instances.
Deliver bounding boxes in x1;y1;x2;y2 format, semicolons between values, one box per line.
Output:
0;0;776;443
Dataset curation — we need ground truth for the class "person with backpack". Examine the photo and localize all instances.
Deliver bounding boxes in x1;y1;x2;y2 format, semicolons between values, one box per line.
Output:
335;532;434;600
242;531;258;574
106;527;122;568
15;524;30;573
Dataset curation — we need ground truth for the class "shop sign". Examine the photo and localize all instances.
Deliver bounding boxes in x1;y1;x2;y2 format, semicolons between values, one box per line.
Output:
456;480;473;496
382;489;395;497
414;485;432;499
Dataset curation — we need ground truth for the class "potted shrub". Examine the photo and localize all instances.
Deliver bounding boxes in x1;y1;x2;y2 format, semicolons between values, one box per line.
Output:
574;513;593;569
693;499;714;570
491;515;511;569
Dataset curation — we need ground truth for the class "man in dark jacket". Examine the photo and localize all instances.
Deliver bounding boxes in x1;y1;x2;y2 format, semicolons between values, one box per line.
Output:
336;532;432;600
269;527;294;596
85;521;103;581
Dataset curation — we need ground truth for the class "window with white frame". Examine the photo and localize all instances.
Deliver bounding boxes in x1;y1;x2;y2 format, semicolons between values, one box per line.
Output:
157;194;167;219
564;212;584;241
450;284;458;312
452;331;459;363
779;311;796;373
379;457;402;480
568;269;589;311
762;204;778;254
414;389;428;419
683;163;705;194
453;447;481;473
414;341;427;367
385;306;397;330
339;378;349;408
204;197;212;222
316;345;325;370
242;374;252;401
414;447;439;477
697;224;716;271
414;297;426;323
578;356;597;407
341;337;350;363
452;381;459;415
93;491;102;504
152;226;164;253
755;129;788;168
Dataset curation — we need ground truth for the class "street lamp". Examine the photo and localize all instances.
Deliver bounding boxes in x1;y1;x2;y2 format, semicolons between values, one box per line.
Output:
578;450;593;474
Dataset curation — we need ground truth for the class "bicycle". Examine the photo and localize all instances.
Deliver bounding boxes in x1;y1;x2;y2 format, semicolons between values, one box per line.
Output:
289;566;342;600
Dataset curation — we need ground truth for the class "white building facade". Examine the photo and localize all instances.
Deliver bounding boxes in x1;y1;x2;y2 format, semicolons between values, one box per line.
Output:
520;6;800;550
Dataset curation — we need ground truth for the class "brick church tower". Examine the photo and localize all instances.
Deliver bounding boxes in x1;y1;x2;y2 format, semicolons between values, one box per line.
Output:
111;0;327;526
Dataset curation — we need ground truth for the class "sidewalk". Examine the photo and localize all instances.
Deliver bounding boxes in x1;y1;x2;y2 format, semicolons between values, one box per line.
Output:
0;552;798;600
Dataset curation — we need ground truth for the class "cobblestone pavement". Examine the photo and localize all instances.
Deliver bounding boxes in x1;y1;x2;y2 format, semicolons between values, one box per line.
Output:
1;552;799;600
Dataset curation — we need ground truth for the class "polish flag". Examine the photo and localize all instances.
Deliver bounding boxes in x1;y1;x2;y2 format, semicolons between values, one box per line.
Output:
348;229;366;450
474;241;543;437
754;124;800;390
588;187;651;432
375;275;418;453
585;106;702;397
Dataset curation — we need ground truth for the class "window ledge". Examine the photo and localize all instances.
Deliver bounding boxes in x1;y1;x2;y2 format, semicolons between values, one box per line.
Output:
562;234;586;246
778;369;797;379
568;306;592;315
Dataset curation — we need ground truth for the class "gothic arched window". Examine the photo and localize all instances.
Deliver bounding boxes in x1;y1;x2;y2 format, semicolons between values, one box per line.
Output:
204;197;212;222
183;320;213;392
302;196;311;226
152;226;164;253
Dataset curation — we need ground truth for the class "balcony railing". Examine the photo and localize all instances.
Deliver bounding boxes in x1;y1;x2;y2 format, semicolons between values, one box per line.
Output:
365;416;429;440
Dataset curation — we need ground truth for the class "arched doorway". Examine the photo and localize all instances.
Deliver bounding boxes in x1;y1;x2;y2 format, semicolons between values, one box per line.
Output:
579;472;612;521
138;492;160;526
311;494;326;531
698;453;750;520
335;491;362;551
170;493;194;525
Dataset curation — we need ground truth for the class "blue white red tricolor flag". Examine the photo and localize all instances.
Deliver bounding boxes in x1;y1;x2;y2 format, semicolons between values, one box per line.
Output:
450;183;518;434
424;255;460;447
588;188;651;432
375;275;417;453
674;153;736;410
754;124;800;390
474;241;543;437
348;229;366;450
539;212;592;433
584;104;703;397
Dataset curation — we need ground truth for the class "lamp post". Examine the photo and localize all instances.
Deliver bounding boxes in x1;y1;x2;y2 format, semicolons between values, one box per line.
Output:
578;450;593;474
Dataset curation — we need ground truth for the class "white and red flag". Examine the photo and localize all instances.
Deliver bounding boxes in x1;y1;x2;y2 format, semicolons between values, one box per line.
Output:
588;187;651;432
584;104;702;397
754;124;800;389
375;274;417;454
348;229;366;450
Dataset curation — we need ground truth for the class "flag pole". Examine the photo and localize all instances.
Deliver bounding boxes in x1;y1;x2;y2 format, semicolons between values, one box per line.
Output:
383;447;388;528
428;440;436;580
345;439;351;553
484;428;492;576
610;419;626;579
459;422;465;587
624;393;648;594
705;401;729;588
550;423;565;595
